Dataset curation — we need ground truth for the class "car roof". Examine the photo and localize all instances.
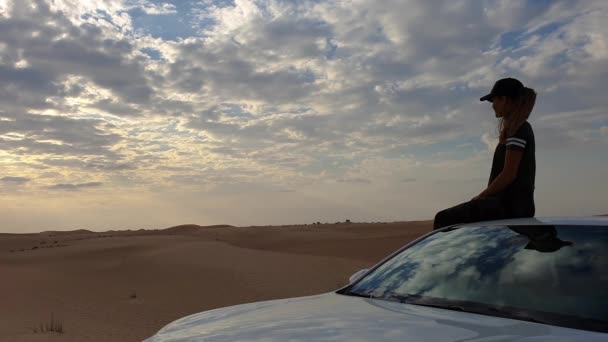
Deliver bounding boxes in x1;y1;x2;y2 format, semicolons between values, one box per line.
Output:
456;216;608;228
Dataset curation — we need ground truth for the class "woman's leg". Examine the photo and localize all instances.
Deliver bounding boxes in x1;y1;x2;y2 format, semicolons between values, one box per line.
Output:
433;201;474;230
507;198;535;219
433;197;507;230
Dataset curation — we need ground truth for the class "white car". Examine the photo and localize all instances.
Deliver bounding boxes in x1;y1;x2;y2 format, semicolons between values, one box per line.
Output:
145;217;608;341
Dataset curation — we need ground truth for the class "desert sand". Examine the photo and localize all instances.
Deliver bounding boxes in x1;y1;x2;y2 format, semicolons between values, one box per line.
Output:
0;220;432;342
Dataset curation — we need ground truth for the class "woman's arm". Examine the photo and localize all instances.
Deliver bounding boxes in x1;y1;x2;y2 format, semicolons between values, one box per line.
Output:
474;149;524;199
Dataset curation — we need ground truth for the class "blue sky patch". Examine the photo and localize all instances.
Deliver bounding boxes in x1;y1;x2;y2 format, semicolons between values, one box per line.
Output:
219;103;254;118
499;22;564;51
140;47;162;60
126;0;240;40
129;8;197;40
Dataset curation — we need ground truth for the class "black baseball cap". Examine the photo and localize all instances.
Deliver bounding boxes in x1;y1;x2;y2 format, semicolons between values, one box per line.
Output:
480;77;524;102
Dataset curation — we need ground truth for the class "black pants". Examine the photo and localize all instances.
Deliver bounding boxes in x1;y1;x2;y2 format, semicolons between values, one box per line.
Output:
433;197;508;230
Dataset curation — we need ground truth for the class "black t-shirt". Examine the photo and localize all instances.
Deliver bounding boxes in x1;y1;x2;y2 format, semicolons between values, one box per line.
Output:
489;121;536;216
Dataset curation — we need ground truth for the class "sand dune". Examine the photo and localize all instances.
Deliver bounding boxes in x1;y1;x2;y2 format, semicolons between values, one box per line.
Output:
0;221;431;342
159;224;235;235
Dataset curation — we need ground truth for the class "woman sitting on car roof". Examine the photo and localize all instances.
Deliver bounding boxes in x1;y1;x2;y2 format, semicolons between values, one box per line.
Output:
433;78;537;230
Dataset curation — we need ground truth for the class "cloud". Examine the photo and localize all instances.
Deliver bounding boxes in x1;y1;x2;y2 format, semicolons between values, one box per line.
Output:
1;0;607;230
336;177;372;185
481;132;498;153
0;112;122;157
136;2;178;15
42;158;135;171
0;1;153;116
1;176;30;184
48;182;103;191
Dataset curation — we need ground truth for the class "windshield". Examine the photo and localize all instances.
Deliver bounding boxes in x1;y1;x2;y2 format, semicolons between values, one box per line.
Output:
346;225;608;332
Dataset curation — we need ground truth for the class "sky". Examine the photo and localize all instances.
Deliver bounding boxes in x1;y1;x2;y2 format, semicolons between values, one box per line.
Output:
0;0;607;233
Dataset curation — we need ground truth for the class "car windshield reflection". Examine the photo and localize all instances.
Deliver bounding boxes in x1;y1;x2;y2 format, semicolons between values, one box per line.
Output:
344;225;608;333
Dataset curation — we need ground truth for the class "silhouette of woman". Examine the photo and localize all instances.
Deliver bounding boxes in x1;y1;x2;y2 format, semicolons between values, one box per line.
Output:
433;78;537;230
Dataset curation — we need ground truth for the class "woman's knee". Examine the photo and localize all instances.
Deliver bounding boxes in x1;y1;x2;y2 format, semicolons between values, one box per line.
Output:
433;210;448;230
433;201;473;230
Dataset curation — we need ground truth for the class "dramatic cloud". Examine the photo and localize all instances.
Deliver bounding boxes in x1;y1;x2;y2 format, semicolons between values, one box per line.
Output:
0;0;606;232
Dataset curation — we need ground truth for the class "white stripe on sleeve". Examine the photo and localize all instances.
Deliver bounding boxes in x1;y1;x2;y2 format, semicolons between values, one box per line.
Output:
506;137;526;145
506;141;526;149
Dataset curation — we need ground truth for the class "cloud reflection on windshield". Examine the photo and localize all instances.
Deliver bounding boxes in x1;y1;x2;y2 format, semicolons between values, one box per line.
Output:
351;225;607;321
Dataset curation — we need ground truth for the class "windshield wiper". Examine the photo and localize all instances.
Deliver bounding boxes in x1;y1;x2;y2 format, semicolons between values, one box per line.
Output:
384;294;467;311
358;292;608;333
471;306;554;326
384;294;554;325
344;290;381;299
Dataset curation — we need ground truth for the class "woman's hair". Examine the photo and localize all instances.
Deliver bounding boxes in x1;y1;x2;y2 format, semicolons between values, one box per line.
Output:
498;87;537;143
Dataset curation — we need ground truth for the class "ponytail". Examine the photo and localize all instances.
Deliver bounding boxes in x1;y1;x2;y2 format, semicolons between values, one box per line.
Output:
499;87;536;142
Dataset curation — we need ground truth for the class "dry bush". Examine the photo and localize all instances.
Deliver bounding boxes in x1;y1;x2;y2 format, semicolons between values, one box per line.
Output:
31;313;64;334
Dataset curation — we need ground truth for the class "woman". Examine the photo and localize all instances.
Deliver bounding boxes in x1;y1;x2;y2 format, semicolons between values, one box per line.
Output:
433;78;537;230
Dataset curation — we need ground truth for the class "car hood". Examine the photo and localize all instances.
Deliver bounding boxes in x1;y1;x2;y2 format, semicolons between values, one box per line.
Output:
145;292;606;342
